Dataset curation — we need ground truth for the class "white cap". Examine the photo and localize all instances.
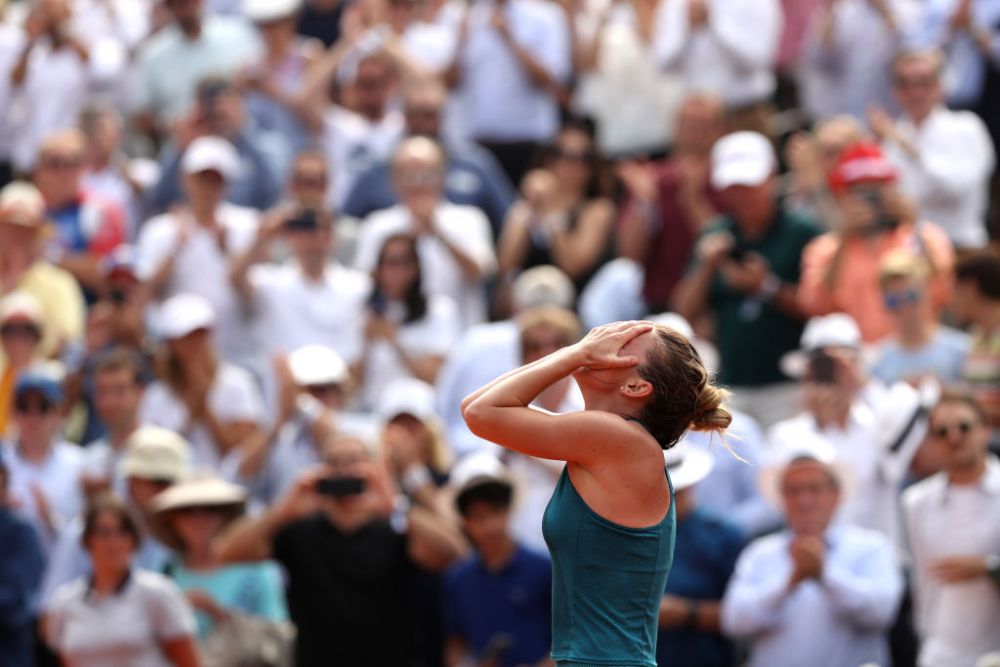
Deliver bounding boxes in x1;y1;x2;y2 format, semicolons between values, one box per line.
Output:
377;377;437;423
512;265;576;312
711;131;776;190
451;451;512;497
288;344;349;386
780;313;865;378
244;0;301;21
758;439;856;510
663;439;714;492
0;181;46;227
119;426;192;482
0;291;43;325
157;293;216;340
181;136;241;181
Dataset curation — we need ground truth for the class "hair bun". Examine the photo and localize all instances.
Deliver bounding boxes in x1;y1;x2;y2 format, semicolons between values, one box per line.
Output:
690;384;732;433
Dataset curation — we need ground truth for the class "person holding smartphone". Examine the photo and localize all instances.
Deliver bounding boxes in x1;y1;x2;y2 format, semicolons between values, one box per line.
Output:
215;435;467;667
461;321;731;666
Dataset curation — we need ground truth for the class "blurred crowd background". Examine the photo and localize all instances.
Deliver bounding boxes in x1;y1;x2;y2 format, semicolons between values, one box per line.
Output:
0;0;998;666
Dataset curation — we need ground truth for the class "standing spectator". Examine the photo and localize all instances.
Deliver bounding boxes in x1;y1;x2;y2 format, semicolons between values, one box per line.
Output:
0;292;44;436
656;440;744;667
0;451;45;667
354;137;497;327
343;77;515;234
150;476;288;640
872;250;970;386
8;0;91;174
136;137;260;369
653;0;782;126
44;495;200;667
149;78;283;213
355;233;461;410
443;453;552;667
903;390;1000;667
140;294;264;475
870;48;996;250
441;0;571;185
215;434;467;667
721;442;903;667
617;93;726;312
497;118;616;302
78;103;144;234
132;0;259;135
675;131;821;428
798;142;954;343
2;369;83;552
34;129;126;294
0;181;85;360
952;252;1000;431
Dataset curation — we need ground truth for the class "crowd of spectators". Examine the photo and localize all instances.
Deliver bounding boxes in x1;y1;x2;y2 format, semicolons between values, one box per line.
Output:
0;0;998;666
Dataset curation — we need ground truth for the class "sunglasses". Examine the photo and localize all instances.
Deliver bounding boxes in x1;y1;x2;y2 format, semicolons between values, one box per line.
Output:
932;420;976;440
883;287;922;311
15;399;55;415
306;383;342;397
1;322;41;339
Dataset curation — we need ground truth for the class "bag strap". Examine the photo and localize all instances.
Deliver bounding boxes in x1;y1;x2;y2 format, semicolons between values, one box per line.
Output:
887;403;927;455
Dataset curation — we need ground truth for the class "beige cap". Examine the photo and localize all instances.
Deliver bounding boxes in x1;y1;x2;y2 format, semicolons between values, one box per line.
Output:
118;426;192;482
0;181;46;227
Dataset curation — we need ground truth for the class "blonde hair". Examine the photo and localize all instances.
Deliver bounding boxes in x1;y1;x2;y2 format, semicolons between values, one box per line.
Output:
879;249;930;289
517;306;582;345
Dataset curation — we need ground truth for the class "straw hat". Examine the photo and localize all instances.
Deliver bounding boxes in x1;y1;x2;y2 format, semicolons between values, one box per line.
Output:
149;476;247;551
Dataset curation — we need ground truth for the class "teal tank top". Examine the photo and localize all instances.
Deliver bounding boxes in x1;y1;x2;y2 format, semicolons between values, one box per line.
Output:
542;465;675;666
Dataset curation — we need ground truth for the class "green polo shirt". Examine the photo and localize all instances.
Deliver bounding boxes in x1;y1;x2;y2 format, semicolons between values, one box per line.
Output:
701;207;821;387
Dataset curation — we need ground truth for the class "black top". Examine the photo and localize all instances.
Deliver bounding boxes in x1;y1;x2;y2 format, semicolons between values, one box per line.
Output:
272;513;414;667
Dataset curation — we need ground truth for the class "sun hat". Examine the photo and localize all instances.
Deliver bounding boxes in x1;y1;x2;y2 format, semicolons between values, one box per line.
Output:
288;344;350;387
149;475;247;551
118;426;192;483
758;439;856;510
710;131;776;190
157;293;216;340
663;439;714;492
181;136;242;181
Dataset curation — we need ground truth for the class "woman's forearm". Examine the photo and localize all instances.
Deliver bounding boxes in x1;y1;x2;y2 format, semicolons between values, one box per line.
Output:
467;347;583;411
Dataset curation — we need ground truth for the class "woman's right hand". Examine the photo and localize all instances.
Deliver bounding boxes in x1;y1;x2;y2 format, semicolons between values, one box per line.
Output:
570;321;653;371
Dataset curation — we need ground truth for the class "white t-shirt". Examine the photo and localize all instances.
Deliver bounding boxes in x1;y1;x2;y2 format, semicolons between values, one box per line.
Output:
139;363;264;477
47;570;196;667
136;205;260;368
354;203;497;326
358;294;461;410
323;106;405;209
3;441;84;552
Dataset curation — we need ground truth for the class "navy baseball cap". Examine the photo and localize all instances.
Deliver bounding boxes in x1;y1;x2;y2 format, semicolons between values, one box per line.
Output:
15;370;64;404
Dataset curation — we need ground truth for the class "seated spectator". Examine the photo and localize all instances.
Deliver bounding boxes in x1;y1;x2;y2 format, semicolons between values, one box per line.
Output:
149;77;283;213
44;494;199;667
617;93;725;312
136;137;260;368
675;131;822;428
721;442;903;667
0;292;44;436
497;118;615;307
653;0;781;125
870;48;996;251
2;368;82;552
355;233;461;410
34;129;127;294
903;390;1000;667
872;250;970;386
355;137;497;327
443;453;552;667
769;314;927;550
0;451;45;667
40;425;192;613
952;252;1000;432
140;294;264;475
132;0;260;136
0;182;85;359
151;476;288;639
216;434;467;667
798;142;954;343
342;77;515;234
657;440;744;667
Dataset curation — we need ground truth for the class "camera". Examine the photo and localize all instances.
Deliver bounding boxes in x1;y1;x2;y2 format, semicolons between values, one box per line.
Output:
316;476;366;498
285;208;320;232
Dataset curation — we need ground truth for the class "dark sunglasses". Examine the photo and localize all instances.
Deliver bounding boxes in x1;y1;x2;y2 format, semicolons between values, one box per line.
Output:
1;322;41;339
883;288;922;311
932;421;976;440
307;383;342;397
14;399;55;415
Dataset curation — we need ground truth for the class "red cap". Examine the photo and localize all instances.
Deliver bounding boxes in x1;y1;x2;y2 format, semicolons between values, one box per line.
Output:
828;142;897;191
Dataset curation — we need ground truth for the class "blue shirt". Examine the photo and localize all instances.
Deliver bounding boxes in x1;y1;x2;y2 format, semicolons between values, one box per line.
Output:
657;508;744;667
442;545;552;667
871;327;970;385
0;507;44;667
915;0;1000;106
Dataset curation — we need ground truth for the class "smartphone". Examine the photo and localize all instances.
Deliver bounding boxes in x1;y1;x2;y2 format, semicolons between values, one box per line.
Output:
808;349;837;384
285;208;319;232
316;476;366;498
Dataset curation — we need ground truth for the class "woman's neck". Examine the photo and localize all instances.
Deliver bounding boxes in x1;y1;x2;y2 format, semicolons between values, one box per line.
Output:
17;437;51;464
183;545;218;571
553;182;585;211
91;565;128;595
479;536;517;572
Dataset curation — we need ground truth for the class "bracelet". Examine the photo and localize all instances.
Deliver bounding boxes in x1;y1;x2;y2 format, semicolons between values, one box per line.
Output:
686;600;699;628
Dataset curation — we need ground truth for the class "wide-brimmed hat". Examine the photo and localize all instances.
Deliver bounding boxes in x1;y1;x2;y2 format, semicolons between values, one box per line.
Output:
758;439;856;510
149;475;247;551
663;439;714;492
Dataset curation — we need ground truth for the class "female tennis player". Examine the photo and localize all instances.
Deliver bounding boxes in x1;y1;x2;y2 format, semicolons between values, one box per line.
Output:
462;320;731;666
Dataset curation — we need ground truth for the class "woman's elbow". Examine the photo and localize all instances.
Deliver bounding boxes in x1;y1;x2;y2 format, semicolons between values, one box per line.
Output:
460;398;487;435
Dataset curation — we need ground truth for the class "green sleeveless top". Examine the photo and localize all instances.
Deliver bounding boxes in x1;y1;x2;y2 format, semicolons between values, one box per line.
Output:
542;465;675;666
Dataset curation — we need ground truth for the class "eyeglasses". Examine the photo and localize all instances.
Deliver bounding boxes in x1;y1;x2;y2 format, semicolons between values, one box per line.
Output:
932;420;976;440
306;383;342;398
0;322;41;339
883;287;922;311
14;399;55;415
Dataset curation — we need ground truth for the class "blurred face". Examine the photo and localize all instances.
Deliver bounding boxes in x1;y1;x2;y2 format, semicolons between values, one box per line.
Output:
929;402;990;472
404;92;443;138
720;182;775;229
387;0;421;29
394;157;444;212
85;510;137;571
375;237;419;300
93;368;142;432
167;0;203;29
893;56;942;120
382;413;431;470
0;221;41;257
0;318;41;366
288;155;329;208
255;15;296;50
167;327;212;365
13;390;60;446
781;461;840;536
286;219;334;268
881;275;928;329
521;323;571;364
84;113;122;158
461;500;510;552
551;129;594;191
35;145;85;204
169;506;228;552
352;60;392;118
304;382;346;410
183;170;226;207
834;182;894;232
127;477;173;511
320;438;374;517
674;98;724;155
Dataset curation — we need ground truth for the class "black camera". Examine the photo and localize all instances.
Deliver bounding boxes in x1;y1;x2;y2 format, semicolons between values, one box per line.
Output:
285;208;320;232
316;476;366;498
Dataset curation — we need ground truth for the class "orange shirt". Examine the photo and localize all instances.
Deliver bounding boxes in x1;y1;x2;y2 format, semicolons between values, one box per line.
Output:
798;222;954;342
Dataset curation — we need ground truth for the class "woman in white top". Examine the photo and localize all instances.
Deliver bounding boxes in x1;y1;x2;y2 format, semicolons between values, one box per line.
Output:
45;494;199;667
355;233;461;410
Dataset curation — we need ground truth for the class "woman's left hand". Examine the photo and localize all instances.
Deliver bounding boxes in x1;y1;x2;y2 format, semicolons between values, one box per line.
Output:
570;321;653;371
